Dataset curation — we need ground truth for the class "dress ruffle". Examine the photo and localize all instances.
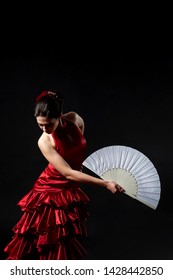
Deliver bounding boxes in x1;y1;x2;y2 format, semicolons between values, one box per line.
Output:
4;187;90;260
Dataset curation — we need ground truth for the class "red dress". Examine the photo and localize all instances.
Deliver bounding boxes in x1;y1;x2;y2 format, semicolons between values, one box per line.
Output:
4;120;90;260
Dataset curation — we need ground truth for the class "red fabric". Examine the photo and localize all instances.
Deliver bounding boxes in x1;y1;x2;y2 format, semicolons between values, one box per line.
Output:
4;120;90;260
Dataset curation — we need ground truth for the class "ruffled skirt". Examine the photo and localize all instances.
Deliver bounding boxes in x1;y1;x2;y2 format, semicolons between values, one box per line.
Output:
4;186;90;260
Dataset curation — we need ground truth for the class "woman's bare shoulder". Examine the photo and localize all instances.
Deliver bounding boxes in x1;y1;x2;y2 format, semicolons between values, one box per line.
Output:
38;132;55;148
62;111;76;121
62;111;85;134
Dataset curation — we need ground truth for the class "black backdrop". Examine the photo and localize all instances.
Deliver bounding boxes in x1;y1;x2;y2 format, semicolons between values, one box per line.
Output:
0;52;173;260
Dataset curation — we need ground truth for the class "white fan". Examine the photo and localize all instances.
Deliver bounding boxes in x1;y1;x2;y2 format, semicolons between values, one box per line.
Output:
82;145;161;210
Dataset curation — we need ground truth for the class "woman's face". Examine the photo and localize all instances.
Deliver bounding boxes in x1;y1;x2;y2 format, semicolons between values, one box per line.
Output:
36;116;60;134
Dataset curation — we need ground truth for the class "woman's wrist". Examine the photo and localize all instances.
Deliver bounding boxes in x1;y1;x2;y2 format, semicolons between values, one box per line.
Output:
100;179;109;188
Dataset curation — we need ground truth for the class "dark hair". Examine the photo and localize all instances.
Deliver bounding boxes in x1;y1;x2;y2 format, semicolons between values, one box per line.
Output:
34;91;64;118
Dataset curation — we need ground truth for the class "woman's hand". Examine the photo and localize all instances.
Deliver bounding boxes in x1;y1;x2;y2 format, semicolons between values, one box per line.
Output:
105;180;125;194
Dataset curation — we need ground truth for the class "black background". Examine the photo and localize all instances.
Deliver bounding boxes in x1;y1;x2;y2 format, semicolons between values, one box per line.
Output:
0;48;173;260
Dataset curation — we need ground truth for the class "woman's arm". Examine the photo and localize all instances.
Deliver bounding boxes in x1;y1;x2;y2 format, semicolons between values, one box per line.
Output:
38;134;124;194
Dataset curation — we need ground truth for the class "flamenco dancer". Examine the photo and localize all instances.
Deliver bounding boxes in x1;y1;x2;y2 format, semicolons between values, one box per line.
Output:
4;90;124;260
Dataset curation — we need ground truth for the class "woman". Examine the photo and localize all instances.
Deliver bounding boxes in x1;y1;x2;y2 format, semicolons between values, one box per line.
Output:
4;90;124;260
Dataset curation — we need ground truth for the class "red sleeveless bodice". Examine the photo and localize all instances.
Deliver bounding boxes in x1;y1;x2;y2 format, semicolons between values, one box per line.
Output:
33;119;87;191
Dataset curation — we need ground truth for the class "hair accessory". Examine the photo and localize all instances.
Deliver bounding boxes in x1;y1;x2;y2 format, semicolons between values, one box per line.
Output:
36;91;57;103
36;91;48;103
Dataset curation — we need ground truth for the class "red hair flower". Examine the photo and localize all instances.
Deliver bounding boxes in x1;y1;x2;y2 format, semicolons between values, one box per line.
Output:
36;91;49;103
